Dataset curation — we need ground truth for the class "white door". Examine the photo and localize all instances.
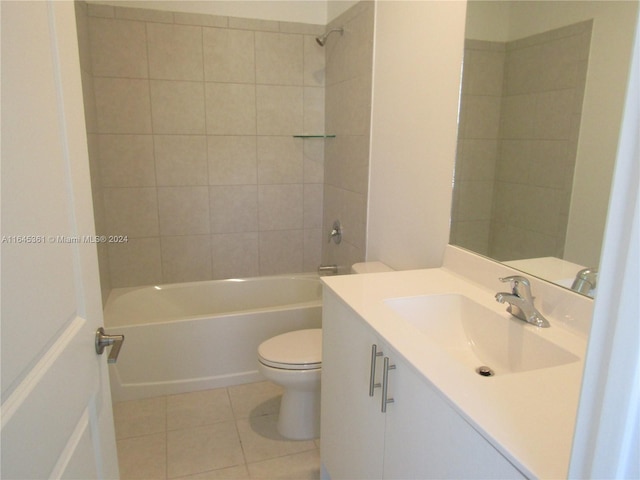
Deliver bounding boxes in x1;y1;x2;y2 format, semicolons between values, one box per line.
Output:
1;1;120;478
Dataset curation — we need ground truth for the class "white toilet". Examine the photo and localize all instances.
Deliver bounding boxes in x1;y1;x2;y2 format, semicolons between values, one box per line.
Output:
257;261;393;440
258;328;322;440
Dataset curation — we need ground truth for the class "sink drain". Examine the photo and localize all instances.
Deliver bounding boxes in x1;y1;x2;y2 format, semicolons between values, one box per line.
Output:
476;366;495;377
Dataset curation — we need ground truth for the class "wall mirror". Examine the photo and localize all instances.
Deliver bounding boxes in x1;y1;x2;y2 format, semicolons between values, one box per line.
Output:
450;0;638;297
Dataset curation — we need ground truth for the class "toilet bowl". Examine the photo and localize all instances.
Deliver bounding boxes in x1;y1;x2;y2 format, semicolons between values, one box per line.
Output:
257;262;393;440
258;328;322;440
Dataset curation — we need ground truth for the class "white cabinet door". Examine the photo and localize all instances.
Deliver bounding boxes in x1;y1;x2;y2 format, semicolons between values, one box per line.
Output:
383;349;525;479
1;2;119;478
321;289;386;479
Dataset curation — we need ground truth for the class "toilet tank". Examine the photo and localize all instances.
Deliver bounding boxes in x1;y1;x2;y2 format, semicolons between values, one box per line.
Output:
351;262;394;274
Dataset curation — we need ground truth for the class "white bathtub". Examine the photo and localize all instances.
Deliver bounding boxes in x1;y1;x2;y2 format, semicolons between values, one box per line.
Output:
104;274;322;401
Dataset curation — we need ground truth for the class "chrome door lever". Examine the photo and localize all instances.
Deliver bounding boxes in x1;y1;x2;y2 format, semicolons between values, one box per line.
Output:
95;327;125;364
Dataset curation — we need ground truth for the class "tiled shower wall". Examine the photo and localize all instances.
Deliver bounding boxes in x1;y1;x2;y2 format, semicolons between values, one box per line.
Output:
452;21;591;261
76;2;326;290
322;2;375;272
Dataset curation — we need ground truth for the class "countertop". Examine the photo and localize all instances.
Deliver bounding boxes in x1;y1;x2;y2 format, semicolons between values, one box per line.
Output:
322;256;590;479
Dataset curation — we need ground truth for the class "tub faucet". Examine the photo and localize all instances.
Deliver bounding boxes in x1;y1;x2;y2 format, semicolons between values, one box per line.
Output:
571;267;598;295
495;275;550;328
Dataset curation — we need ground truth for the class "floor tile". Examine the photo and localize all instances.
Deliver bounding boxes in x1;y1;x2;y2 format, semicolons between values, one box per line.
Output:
167;387;234;431
114;396;166;439
174;464;251;479
117;432;167;480
236;414;316;464
247;450;321;479
167;421;245;478
228;381;283;419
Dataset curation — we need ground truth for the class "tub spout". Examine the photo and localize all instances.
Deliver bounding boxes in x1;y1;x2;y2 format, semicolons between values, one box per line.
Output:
318;264;338;276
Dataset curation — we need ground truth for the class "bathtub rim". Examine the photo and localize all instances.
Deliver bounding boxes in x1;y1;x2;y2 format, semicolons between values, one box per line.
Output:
104;271;322;328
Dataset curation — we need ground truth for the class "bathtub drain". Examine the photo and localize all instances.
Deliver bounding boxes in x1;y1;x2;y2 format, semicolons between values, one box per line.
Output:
475;366;495;377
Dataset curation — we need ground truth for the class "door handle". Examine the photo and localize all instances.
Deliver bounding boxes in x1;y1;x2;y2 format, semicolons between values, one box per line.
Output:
95;327;125;364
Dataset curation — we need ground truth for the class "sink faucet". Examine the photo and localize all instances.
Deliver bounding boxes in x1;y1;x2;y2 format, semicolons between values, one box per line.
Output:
495;275;550;328
571;267;598;295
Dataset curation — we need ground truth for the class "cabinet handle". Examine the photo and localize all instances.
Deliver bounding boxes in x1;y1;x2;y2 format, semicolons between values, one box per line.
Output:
381;356;396;412
369;344;383;396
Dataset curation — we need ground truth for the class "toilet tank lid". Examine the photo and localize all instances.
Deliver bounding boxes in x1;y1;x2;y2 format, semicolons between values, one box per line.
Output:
351;261;394;274
258;328;322;367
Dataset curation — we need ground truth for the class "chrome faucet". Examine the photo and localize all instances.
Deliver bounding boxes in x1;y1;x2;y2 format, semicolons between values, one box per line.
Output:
495;275;550;328
571;267;598;295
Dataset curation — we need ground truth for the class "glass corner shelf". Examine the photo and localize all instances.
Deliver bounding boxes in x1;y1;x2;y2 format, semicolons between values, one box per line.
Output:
292;134;336;138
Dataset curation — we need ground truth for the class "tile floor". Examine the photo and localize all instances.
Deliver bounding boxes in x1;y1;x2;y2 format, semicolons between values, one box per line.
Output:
113;381;320;479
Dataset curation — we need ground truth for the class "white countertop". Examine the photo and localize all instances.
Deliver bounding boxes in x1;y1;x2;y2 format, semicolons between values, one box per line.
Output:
322;249;591;479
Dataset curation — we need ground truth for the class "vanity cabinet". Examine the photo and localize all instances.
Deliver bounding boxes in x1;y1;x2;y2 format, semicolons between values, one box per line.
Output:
321;288;525;480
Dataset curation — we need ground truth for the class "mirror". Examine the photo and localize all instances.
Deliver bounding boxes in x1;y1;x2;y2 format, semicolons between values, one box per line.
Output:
450;0;639;297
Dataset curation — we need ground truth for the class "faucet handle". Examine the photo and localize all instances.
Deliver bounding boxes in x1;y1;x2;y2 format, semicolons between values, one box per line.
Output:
499;275;533;300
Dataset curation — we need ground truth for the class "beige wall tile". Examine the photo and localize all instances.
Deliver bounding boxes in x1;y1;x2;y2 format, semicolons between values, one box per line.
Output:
303;184;323;229
303;35;325;87
94;78;152;134
154;135;208;186
228;16;279;32
205;83;257;135
255;32;303;86
207;136;257;185
209;185;258;233
150;80;206;134
147;23;203;81
258;185;303;230
175;12;228;28
98;134;155;187
87;3;114;18
160;235;212;283
256;85;303;135
303;87;325;133
258;231;304;275
533;89;574;140
89;17;147;78
211;232;259;280
157;186;210;235
108;238;163;287
303;228;322;272
257;136;303;184
103;187;159;237
203;28;255;83
303;140;324;184
115;6;173;23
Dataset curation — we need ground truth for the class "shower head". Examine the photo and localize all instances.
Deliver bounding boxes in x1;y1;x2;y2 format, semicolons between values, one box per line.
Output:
315;27;344;47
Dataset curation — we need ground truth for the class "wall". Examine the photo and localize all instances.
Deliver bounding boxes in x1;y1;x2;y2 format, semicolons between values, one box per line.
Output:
322;1;375;272
88;0;328;25
367;0;467;270
79;2;326;288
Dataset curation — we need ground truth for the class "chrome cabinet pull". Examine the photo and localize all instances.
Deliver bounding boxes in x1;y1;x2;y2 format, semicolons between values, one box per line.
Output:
369;344;383;396
95;327;125;364
381;356;396;412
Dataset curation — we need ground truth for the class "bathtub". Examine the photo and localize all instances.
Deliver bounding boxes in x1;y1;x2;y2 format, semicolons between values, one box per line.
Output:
104;274;322;401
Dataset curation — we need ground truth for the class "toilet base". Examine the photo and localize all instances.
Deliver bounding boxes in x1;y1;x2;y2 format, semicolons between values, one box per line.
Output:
277;387;321;440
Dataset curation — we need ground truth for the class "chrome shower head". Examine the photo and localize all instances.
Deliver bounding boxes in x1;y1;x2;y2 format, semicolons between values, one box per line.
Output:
315;27;344;47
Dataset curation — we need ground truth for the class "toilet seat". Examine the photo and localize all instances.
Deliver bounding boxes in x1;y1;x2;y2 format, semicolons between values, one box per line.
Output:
258;328;322;370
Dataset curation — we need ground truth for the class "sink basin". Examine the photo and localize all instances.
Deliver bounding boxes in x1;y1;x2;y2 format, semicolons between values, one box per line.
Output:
384;294;579;375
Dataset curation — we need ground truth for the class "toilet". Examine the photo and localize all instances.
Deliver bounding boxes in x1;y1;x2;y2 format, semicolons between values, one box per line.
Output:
257;261;393;440
258;328;322;440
